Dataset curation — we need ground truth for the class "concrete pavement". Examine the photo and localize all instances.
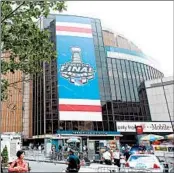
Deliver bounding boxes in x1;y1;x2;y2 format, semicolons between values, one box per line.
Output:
28;161;67;172
25;150;67;164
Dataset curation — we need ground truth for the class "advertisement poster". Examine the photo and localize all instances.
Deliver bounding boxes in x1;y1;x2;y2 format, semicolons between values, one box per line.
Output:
56;15;102;121
116;122;173;133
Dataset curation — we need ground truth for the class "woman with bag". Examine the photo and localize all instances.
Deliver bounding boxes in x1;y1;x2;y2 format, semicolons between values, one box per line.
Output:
8;150;28;172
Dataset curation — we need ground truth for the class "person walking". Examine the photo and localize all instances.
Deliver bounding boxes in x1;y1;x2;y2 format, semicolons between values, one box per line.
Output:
113;149;120;167
124;149;130;161
66;149;80;172
8;150;28;172
103;149;112;165
58;145;62;152
120;154;126;168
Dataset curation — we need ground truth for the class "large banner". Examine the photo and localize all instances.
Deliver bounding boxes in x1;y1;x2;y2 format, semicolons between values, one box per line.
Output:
56;15;102;121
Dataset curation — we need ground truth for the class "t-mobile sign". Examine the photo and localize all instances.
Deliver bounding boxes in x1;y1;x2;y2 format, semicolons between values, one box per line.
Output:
116;122;173;132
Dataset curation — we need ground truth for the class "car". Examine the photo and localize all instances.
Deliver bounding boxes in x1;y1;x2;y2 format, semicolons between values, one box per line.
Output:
122;154;164;172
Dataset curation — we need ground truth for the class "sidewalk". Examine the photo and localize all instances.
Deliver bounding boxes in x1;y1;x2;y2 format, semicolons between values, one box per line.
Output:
24;150;66;164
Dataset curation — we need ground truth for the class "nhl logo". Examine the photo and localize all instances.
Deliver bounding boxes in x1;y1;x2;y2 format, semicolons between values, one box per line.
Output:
60;47;95;86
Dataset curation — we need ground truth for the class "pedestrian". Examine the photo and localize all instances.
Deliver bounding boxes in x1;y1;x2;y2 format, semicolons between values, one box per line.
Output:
1;155;3;173
103;149;112;165
41;145;44;153
82;145;87;152
8;150;28;172
58;144;62;152
124;149;130;161
38;145;41;153
66;149;80;172
113;149;120;167
120;154;126;168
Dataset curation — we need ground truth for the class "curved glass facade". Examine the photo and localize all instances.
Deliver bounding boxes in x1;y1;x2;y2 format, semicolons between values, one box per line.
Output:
32;15;164;136
105;58;163;121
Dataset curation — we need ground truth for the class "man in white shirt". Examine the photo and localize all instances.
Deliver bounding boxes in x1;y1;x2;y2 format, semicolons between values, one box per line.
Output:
103;150;112;165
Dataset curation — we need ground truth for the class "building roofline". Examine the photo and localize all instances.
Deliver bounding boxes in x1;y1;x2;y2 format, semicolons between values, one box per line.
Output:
49;13;100;21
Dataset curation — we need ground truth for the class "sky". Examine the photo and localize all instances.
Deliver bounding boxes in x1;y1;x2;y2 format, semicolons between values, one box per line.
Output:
57;1;173;77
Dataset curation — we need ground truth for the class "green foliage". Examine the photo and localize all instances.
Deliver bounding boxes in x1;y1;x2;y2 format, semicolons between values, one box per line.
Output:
1;1;67;100
1;145;9;164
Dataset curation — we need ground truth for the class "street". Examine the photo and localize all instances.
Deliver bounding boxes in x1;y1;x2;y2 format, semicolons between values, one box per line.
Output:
28;161;67;172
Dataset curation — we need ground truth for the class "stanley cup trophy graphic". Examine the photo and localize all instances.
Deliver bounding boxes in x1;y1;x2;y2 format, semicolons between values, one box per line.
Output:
70;47;88;85
71;47;82;64
60;47;95;86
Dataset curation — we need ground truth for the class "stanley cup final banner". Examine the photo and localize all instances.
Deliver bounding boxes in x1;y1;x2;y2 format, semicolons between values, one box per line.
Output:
56;15;102;121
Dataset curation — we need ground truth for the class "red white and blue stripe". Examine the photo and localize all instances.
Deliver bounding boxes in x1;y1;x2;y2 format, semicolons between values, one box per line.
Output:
59;99;102;121
56;15;102;121
56;22;93;38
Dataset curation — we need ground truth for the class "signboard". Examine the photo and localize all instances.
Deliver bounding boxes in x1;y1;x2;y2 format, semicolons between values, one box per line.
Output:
57;130;121;136
56;15;102;121
116;122;173;132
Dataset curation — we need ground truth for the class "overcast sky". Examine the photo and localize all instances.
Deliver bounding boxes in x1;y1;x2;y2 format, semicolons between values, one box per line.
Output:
60;1;173;77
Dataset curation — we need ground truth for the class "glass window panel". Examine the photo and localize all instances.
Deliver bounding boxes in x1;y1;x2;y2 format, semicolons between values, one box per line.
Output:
100;51;105;58
98;36;104;46
109;78;114;84
91;22;97;32
95;50;100;57
146;66;152;79
99;47;105;51
111;58;116;63
113;70;118;77
93;37;99;45
107;58;111;64
96;23;102;32
108;69;113;77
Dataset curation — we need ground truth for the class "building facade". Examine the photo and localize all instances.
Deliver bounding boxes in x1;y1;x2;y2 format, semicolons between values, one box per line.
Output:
1;52;32;139
32;14;165;139
139;76;174;123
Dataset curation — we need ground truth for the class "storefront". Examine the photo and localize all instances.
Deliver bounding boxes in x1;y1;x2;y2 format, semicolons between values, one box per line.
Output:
55;130;122;160
116;121;173;145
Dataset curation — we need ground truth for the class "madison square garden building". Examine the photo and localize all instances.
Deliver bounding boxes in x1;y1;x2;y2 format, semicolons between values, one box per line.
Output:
32;15;165;142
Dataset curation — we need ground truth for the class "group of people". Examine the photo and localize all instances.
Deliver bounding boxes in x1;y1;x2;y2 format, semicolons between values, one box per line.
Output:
1;149;81;173
102;148;130;168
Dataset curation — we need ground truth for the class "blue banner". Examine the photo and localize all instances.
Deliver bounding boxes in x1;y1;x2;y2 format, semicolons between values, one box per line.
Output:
56;16;101;101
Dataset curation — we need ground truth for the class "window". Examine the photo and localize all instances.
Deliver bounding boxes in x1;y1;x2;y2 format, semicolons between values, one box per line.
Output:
91;22;97;32
107;58;111;64
93;37;99;45
98;36;104;46
96;23;102;33
100;51;106;59
99;47;105;51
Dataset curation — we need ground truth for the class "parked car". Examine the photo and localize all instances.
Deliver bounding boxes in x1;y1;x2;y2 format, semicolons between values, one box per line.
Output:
122;154;164;172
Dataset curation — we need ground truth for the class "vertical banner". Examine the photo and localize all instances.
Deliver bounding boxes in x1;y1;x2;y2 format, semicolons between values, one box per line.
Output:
56;15;102;121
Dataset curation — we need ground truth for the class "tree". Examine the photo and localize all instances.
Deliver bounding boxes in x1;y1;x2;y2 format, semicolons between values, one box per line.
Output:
1;1;67;100
1;145;9;164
